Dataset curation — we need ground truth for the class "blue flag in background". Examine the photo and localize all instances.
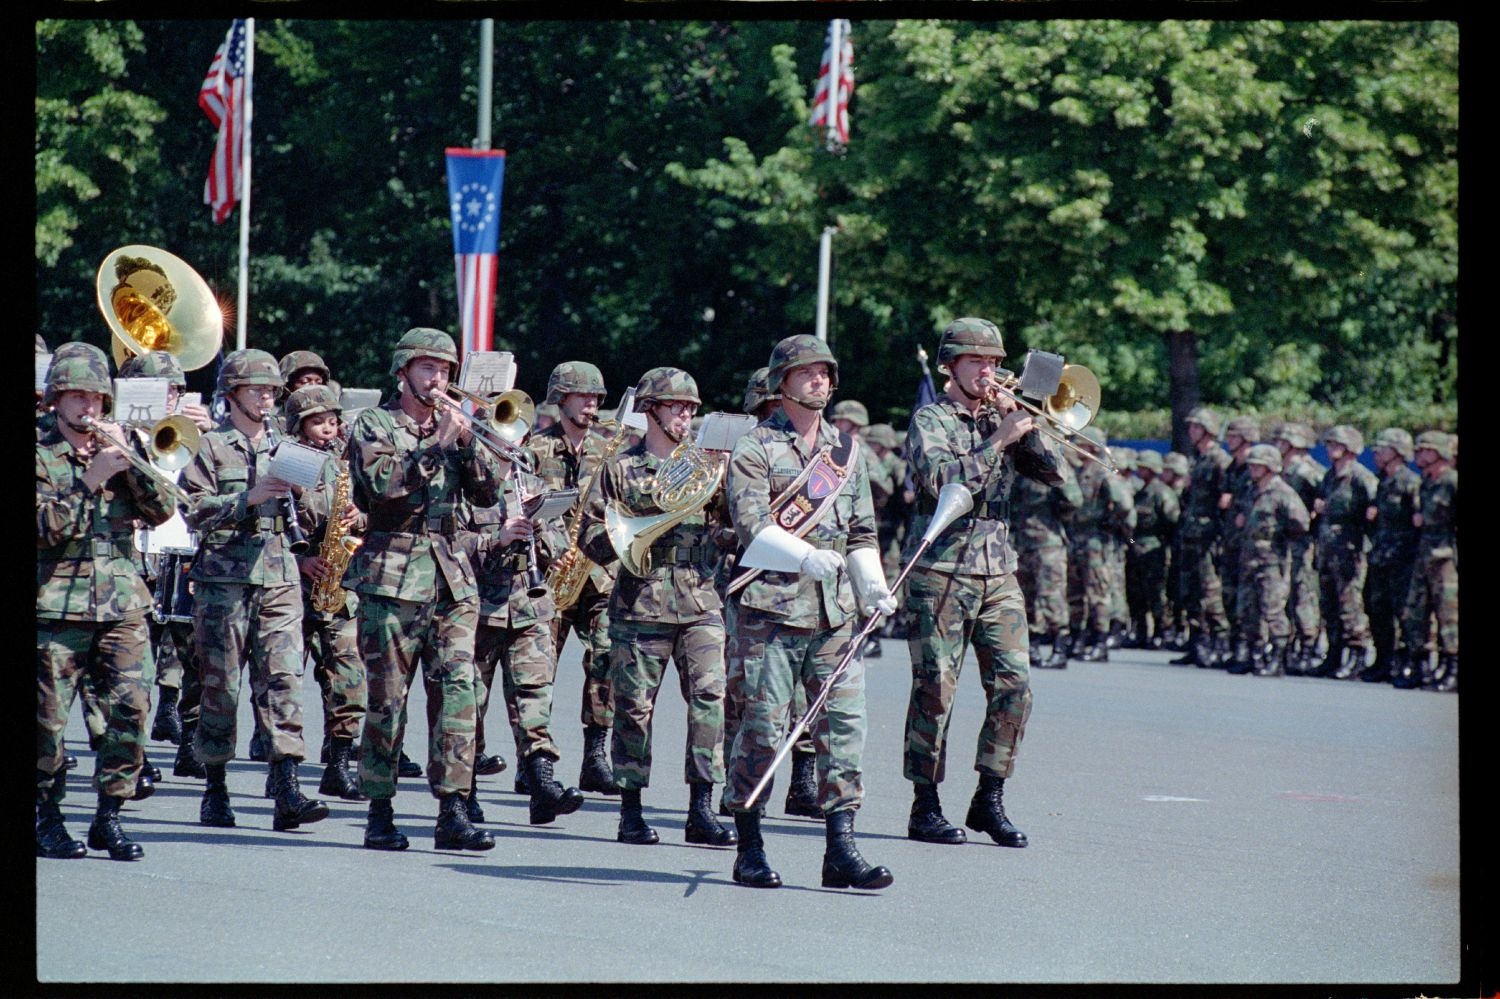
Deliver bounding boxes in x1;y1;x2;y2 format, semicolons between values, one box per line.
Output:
445;147;506;356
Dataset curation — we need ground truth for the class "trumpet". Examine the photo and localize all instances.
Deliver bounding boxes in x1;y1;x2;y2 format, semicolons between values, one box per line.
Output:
426;386;536;472
981;365;1117;472
80;414;199;508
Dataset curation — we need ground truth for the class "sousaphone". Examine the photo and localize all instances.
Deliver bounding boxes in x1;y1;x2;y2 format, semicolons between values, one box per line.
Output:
97;245;224;372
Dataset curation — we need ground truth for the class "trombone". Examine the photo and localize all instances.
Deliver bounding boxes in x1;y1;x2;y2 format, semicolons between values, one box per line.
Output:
982;365;1117;473
427;386;536;472
80;414;200;508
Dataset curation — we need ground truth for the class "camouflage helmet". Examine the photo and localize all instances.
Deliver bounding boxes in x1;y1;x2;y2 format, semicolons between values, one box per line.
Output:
1163;452;1190;477
741;366;778;415
1080;425;1107;448
1272;421;1315;450
830;400;869;428
864;423;901;449
44;342;114;412
1136;450;1163;474
1185;406;1222;437
285;384;342;436
118;350;187;389
36;333;48;354
389;327;458;378
937;317;1006;367
766;334;839;394
1322;424;1364;454
1371;427;1415;461
633;366;700;408
546;361;607;405
1224;416;1261;443
279;350;331;387
220;348;285;389
1413;430;1454;460
1114;447;1137;472
1245;443;1283;473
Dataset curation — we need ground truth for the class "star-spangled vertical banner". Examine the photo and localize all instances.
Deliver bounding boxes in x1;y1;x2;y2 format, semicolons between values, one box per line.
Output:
445;148;506;357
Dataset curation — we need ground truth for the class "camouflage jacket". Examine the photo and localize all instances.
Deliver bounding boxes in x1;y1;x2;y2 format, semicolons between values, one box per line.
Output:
1240;476;1310;569
1367;464;1421;568
181;419;302;586
1132;478;1181;554
1281;453;1326;515
726;409;876;629
1415;468;1458;560
579;442;734;624
1315;461;1378;550
1011;458;1082;550
904;397;1064;575
526;421;617;593
1181;445;1232;542
37;425;174;621
462;468;563;629
865;445;898;514
1070;460;1136;545
1220;460;1256;553
293;439;367;617
345;399;502;602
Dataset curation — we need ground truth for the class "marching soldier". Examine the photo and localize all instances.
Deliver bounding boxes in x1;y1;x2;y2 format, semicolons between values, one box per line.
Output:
1216;417;1259;671
1363;428;1421;684
1227;445;1310;676
1127;451;1180;649
574;366;737;847
1398;431;1458;692
1270;423;1325;675
344;328;500;851
902;317;1066;850
1012;441;1082;669
526;361;619;796
1159;451;1192;648
1311;425;1378;679
722;334;896;890
1172;407;1232;667
37;344;174;860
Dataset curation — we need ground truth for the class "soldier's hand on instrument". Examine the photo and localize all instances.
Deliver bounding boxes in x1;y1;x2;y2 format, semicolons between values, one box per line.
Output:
81;443;132;491
800;548;845;582
499;516;534;546
435;402;470;449
339;503;361;529
298;555;331;582
990;409;1034;449
179;401;213;431
552;548;578;574
245;476;294;506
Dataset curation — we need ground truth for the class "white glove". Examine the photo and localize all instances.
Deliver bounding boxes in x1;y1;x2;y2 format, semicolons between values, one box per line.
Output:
847;547;898;617
799;548;846;582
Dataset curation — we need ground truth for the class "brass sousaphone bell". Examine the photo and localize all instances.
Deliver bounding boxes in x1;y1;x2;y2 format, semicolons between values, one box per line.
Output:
97;245;224;372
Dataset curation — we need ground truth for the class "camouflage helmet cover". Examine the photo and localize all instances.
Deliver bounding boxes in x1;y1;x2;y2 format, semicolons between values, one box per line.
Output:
1114;448;1137;472
44;342;114;411
285;384;342;436
279;350;331;386
633;366;701;408
118;350;186;388
389;327;458;378
1224;416;1261;443
830;399;870;427
1185;406;1222;437
1322;424;1364;454
766;334;839;394
1136;450;1163;473
1245;443;1283;473
1372;427;1415;461
1163;451;1191;476
546;361;607;405
741;366;778;415
864;423;901;449
1413;430;1454;459
220;348;285;389
937;317;1006;367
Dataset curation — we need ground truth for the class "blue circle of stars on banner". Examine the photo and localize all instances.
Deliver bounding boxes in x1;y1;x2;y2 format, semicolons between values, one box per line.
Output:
451;182;498;234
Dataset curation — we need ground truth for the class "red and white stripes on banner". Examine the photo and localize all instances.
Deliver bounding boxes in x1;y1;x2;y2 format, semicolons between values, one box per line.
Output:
454;253;497;355
809;19;853;149
199;19;247;224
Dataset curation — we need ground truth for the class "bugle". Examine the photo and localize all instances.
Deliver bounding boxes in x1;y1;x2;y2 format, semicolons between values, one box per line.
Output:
428;387;536;472
80;415;198;509
982;365;1117;473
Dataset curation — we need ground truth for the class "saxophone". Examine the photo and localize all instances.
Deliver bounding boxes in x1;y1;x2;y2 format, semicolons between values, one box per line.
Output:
310;459;362;614
546;423;629;610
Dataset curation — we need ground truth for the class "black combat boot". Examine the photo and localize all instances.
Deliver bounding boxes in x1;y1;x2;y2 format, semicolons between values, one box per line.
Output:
1081;629;1109;662
474;752;506;777
1169;629;1200;665
1432;654;1458;693
1211;634;1234;668
1333;646;1366;681
821;809;894;890
199;763;235;827
1389;649;1421;690
684;782;735;846
1226;639;1254;675
319;737;367;801
151;686;182;745
718;788;733;817
248;726;269;763
1106;621;1125;649
36;783;86;860
132;759;157;801
1310;641;1343;678
271;758;329;832
1028;634;1046;671
1359;653;1392;683
966;774;1028;847
173;722;206;779
363;797;409;851
514;765;532;796
616;787;659;845
731;810;781;889
435;792;495;851
783;750;822;818
1298;643;1321;677
87;793;143;861
907;783;966;845
466;773;486;824
1044;632;1070;670
1253;639;1287;677
62;752;78;771
526;753;585;825
398;750;423;779
578;725;618;795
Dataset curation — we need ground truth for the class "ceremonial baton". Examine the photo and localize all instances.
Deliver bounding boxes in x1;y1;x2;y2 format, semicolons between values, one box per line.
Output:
743;482;974;811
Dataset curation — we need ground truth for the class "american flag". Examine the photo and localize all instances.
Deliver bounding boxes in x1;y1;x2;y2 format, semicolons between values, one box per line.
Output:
445;148;507;357
809;19;854;149
199;20;247;224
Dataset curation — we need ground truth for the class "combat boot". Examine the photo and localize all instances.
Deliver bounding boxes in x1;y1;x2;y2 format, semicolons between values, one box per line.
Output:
434;792;495;851
783;750;821;818
1044;632;1070;670
684;782;735;846
1081;630;1109;662
199;763;235;827
271;757;329;832
319;737;367;801
1106;622;1126;649
36;784;86;860
1359;653;1392;683
465;773;486;824
1210;635;1234;668
131;758;157;801
615;787;659;845
1028;635;1046;671
1389;649;1421;690
1433;655;1458;693
821;809;894;890
87;793;143;861
1253;640;1287;678
363;797;409;851
718;788;733;817
1333;646;1366;681
474;752;506;777
578;725;618;795
150;686;182;745
398;750;423;779
526;753;584;825
907;783;966;845
1169;630;1201;666
1310;641;1343;678
248;726;269;763
965;774;1028;848
731;810;781;889
513;765;532;796
173;722;206;779
1226;639;1254;675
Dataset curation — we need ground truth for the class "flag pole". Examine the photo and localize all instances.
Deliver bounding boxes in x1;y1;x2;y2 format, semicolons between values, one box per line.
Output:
477;19;494;151
815;225;836;342
236;17;254;352
825;18;842;152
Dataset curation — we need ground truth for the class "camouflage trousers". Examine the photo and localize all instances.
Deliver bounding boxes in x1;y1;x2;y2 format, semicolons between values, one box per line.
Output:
1316;541;1371;649
608;616;727;789
193;582;307;767
1366;556;1416;662
81;619;160;746
553;582;613;730
1178;537;1228;636
1237;554;1292;644
473;617;559;764
1017;540;1069;634
1401;551;1458;655
1127;545;1169;635
1109;537;1129;628
722;600;811;766
1287;538;1321;646
157;620;202;728
1219;541;1244;643
1164;543;1185;632
722;607;866;814
303;603;367;743
1068;536;1116;634
358;592;478;800
903;568;1032;784
37;612;149;801
878;520;905;587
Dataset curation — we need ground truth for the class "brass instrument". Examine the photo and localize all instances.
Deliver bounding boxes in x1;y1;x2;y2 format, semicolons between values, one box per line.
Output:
605;439;725;577
80;414;200;509
310;459;362;614
982;364;1116;472
429;387;536;472
546;418;627;611
96;246;224;372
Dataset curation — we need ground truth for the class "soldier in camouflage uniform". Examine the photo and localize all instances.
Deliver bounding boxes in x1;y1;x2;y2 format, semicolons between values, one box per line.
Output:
1362;428;1421;685
525;360;618;796
1399;432;1458;692
1227;445;1311;677
1067;427;1135;662
831;399;888;661
179;349;330;835
1159;451;1191;646
1172;408;1233;667
864;423;910;588
1270;423;1326;675
344;329;500;852
1107;447;1137;648
1216;417;1260;671
280;350;331;396
37;345;174;860
574;366;736;847
723;334;896;891
1127;451;1180;649
1310;425;1379;679
902;317;1066;852
1012;440;1082;669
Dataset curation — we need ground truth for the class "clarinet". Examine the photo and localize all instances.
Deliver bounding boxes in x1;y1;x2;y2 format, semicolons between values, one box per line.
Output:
263;414;311;554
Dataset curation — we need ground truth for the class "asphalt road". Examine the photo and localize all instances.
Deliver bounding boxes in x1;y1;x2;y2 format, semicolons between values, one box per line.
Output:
35;637;1462;985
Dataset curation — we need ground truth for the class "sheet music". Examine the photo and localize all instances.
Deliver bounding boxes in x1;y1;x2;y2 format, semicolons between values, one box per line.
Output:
37;353;52;393
524;488;578;522
180;392;202;409
696;412;758;452
339;388;382;421
113;377;170;425
616;387;648;432
459;351;516;396
268;441;330;490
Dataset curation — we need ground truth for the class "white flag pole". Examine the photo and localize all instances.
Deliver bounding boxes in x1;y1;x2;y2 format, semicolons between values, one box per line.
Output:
815;225;835;342
825;19;842;152
236;18;254;352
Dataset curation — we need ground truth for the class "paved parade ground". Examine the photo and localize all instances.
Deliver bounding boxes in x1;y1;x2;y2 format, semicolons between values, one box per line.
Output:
35;639;1466;987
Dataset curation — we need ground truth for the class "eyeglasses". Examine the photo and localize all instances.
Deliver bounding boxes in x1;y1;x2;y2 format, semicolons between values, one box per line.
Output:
656;401;697;417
